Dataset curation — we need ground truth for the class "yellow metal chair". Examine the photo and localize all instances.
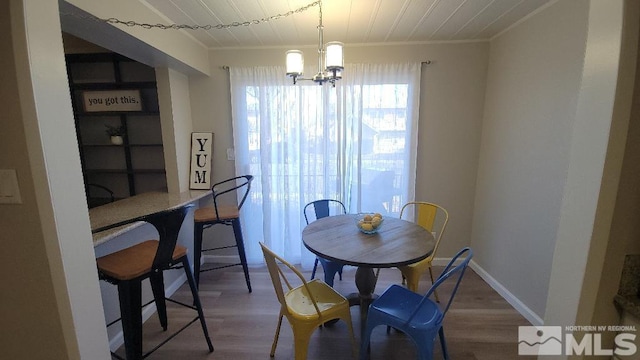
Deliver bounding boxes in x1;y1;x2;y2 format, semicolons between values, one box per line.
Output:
260;242;356;360
397;201;449;300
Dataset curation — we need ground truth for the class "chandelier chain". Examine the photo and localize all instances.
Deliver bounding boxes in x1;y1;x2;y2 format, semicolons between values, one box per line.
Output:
94;1;320;31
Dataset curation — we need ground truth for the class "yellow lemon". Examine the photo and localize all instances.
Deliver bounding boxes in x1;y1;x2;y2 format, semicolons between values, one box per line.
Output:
360;223;373;231
372;218;382;228
363;214;373;222
373;213;382;219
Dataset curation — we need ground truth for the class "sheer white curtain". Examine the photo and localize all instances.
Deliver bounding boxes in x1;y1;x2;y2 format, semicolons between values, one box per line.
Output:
229;63;421;267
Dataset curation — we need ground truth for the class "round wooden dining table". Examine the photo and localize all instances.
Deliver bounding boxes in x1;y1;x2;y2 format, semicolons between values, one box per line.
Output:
302;214;435;336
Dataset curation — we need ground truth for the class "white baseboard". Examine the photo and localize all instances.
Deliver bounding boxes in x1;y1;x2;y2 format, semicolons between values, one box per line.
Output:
108;272;188;351
431;257;543;326
469;260;543;326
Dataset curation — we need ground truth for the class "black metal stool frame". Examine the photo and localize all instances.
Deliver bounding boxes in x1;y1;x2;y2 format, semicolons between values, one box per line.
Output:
194;175;253;292
95;204;214;360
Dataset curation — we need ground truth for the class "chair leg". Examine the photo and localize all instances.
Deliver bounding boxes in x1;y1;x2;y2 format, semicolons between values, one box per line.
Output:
311;258;319;280
271;313;284;357
117;280;143;360
291;323;316;360
342;309;357;359
428;266;440;303
359;323;375;360
193;221;205;289
182;257;214;353
321;260;343;287
439;327;449;360
232;218;252;293
149;272;168;331
401;268;421;293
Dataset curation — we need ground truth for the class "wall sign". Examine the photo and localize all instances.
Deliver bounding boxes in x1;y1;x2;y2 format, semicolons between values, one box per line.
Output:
83;89;142;112
190;132;213;190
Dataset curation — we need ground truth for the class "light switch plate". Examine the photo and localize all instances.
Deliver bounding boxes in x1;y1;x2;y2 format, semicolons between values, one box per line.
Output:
226;148;235;161
0;169;22;204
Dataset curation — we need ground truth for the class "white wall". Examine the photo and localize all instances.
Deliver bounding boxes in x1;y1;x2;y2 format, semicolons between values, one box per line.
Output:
471;0;589;321
189;42;490;257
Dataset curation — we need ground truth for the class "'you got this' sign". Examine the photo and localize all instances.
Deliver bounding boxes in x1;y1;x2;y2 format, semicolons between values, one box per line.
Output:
83;90;142;112
190;132;213;189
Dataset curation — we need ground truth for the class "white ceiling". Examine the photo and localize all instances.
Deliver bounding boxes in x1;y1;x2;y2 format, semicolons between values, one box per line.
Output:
142;0;553;49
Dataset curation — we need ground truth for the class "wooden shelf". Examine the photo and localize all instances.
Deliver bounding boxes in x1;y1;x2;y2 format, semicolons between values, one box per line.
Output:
76;111;160;116
85;169;166;175
70;81;157;91
82;143;163;147
67;52;167;205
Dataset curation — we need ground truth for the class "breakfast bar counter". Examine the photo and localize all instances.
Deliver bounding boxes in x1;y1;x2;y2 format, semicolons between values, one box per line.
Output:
90;190;211;246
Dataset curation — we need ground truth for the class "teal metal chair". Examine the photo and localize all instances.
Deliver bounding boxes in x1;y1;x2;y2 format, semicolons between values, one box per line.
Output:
359;247;473;360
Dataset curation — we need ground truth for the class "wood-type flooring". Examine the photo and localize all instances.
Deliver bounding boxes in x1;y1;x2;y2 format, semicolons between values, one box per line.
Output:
111;264;533;359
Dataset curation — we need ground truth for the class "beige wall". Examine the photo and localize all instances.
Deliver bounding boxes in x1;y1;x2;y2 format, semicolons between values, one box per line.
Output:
1;3;69;358
2;0;110;358
63;0;209;75
472;0;590;321
546;0;632;333
3;0;636;355
157;67;194;193
473;0;636;332
189;42;490;257
589;0;640;347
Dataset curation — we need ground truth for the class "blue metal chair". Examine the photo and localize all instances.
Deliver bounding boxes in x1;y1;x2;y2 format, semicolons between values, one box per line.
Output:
304;199;346;287
359;247;473;360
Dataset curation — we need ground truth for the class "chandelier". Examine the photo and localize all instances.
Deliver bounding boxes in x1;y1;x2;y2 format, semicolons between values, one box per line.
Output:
285;1;344;86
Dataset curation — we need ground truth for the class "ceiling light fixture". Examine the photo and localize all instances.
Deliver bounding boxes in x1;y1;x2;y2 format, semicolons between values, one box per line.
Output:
286;0;343;86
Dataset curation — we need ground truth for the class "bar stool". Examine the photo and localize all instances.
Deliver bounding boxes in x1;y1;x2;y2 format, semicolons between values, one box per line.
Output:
193;175;253;292
95;204;214;360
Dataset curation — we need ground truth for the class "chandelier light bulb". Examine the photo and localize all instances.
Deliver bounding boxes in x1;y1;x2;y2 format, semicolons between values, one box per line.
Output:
286;50;304;76
325;41;344;70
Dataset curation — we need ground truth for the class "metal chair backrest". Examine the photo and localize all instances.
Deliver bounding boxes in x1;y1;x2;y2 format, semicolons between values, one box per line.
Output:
86;183;115;208
400;201;449;260
146;205;193;271
211;175;253;220
408;247;473;323
94;204;193;273
260;242;322;316
303;199;346;225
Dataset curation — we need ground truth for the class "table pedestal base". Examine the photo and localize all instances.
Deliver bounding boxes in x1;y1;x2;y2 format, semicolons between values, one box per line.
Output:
345;267;379;340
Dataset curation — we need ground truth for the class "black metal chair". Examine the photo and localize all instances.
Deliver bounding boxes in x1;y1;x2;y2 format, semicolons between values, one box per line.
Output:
86;183;115;208
304;199;347;287
193;175;253;292
95;204;213;360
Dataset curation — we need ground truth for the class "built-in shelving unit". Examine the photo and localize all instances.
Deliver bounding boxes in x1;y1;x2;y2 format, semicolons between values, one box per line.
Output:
66;53;167;208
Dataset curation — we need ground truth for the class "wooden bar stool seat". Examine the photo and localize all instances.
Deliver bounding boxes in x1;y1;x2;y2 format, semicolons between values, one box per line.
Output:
97;241;187;281
194;205;239;223
194;175;253;292
96;204;214;360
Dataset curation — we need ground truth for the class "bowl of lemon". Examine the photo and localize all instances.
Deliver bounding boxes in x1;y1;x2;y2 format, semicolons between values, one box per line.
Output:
356;213;384;234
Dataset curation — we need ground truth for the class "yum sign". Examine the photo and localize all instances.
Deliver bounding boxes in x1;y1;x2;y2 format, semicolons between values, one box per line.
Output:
190;133;213;189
